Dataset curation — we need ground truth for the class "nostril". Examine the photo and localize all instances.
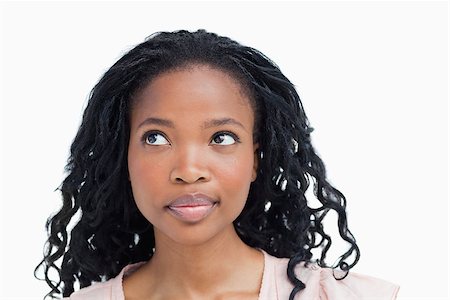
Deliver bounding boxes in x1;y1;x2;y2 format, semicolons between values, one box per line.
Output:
174;176;207;183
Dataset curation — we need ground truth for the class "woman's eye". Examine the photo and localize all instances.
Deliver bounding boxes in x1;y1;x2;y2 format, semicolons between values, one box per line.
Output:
211;132;238;145
143;132;169;145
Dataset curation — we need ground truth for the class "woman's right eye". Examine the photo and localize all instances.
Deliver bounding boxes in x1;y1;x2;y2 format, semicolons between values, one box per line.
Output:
143;132;169;145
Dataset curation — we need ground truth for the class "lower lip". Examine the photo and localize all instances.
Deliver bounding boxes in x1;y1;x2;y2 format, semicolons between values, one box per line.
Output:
167;203;218;223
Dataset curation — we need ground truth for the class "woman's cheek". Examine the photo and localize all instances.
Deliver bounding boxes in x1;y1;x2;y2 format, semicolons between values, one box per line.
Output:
131;159;162;203
215;156;240;178
219;156;253;188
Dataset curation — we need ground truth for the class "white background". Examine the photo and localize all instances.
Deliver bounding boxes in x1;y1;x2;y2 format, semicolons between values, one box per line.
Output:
0;1;448;299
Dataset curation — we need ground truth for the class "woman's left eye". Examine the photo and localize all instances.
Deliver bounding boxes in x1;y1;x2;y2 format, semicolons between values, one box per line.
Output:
211;132;239;145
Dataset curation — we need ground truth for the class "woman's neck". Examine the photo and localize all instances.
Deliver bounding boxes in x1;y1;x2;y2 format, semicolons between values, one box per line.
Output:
124;225;264;299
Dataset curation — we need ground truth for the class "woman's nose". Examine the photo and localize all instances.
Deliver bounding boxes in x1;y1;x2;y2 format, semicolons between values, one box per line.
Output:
169;146;211;184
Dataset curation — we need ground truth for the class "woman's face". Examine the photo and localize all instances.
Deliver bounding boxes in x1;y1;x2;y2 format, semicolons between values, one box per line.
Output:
128;65;259;246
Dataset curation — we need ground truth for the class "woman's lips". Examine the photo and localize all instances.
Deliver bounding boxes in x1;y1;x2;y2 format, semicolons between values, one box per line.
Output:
166;193;218;223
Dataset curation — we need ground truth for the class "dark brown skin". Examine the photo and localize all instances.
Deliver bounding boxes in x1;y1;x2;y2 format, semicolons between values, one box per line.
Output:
125;65;263;299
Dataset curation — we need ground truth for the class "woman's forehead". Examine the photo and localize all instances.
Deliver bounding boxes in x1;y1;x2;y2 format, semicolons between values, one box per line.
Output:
129;65;255;130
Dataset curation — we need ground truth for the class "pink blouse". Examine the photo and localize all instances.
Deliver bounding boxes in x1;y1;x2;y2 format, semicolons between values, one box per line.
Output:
65;249;399;299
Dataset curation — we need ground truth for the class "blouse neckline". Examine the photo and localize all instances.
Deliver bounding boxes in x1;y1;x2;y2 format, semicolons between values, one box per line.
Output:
118;248;272;299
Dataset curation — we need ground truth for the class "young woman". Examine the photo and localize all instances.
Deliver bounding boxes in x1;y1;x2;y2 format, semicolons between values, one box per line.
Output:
36;29;399;299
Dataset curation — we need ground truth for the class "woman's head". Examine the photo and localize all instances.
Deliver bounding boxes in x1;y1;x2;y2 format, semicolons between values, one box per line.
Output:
37;29;359;299
128;64;259;246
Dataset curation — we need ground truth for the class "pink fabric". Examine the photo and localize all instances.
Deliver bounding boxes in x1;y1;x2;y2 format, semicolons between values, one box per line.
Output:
66;249;399;299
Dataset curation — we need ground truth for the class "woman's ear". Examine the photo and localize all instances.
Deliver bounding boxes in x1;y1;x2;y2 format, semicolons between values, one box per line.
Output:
252;143;259;182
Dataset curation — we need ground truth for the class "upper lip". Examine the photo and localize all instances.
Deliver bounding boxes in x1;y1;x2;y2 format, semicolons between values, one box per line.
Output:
167;193;218;207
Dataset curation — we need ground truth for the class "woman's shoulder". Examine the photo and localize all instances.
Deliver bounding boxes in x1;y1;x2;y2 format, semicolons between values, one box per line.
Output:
64;252;399;300
63;262;145;300
259;250;400;300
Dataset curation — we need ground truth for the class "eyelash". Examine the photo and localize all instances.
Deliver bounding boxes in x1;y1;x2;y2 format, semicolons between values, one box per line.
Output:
211;131;241;145
141;130;241;145
141;130;166;145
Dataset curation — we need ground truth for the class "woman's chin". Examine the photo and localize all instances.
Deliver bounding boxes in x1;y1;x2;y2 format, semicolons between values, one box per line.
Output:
153;223;237;248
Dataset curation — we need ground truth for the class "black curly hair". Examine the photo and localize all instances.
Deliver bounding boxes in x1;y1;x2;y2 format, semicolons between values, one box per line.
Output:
35;29;360;299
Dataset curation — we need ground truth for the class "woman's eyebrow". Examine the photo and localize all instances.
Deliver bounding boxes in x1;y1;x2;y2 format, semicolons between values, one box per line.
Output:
202;118;246;130
137;117;246;131
137;117;174;129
